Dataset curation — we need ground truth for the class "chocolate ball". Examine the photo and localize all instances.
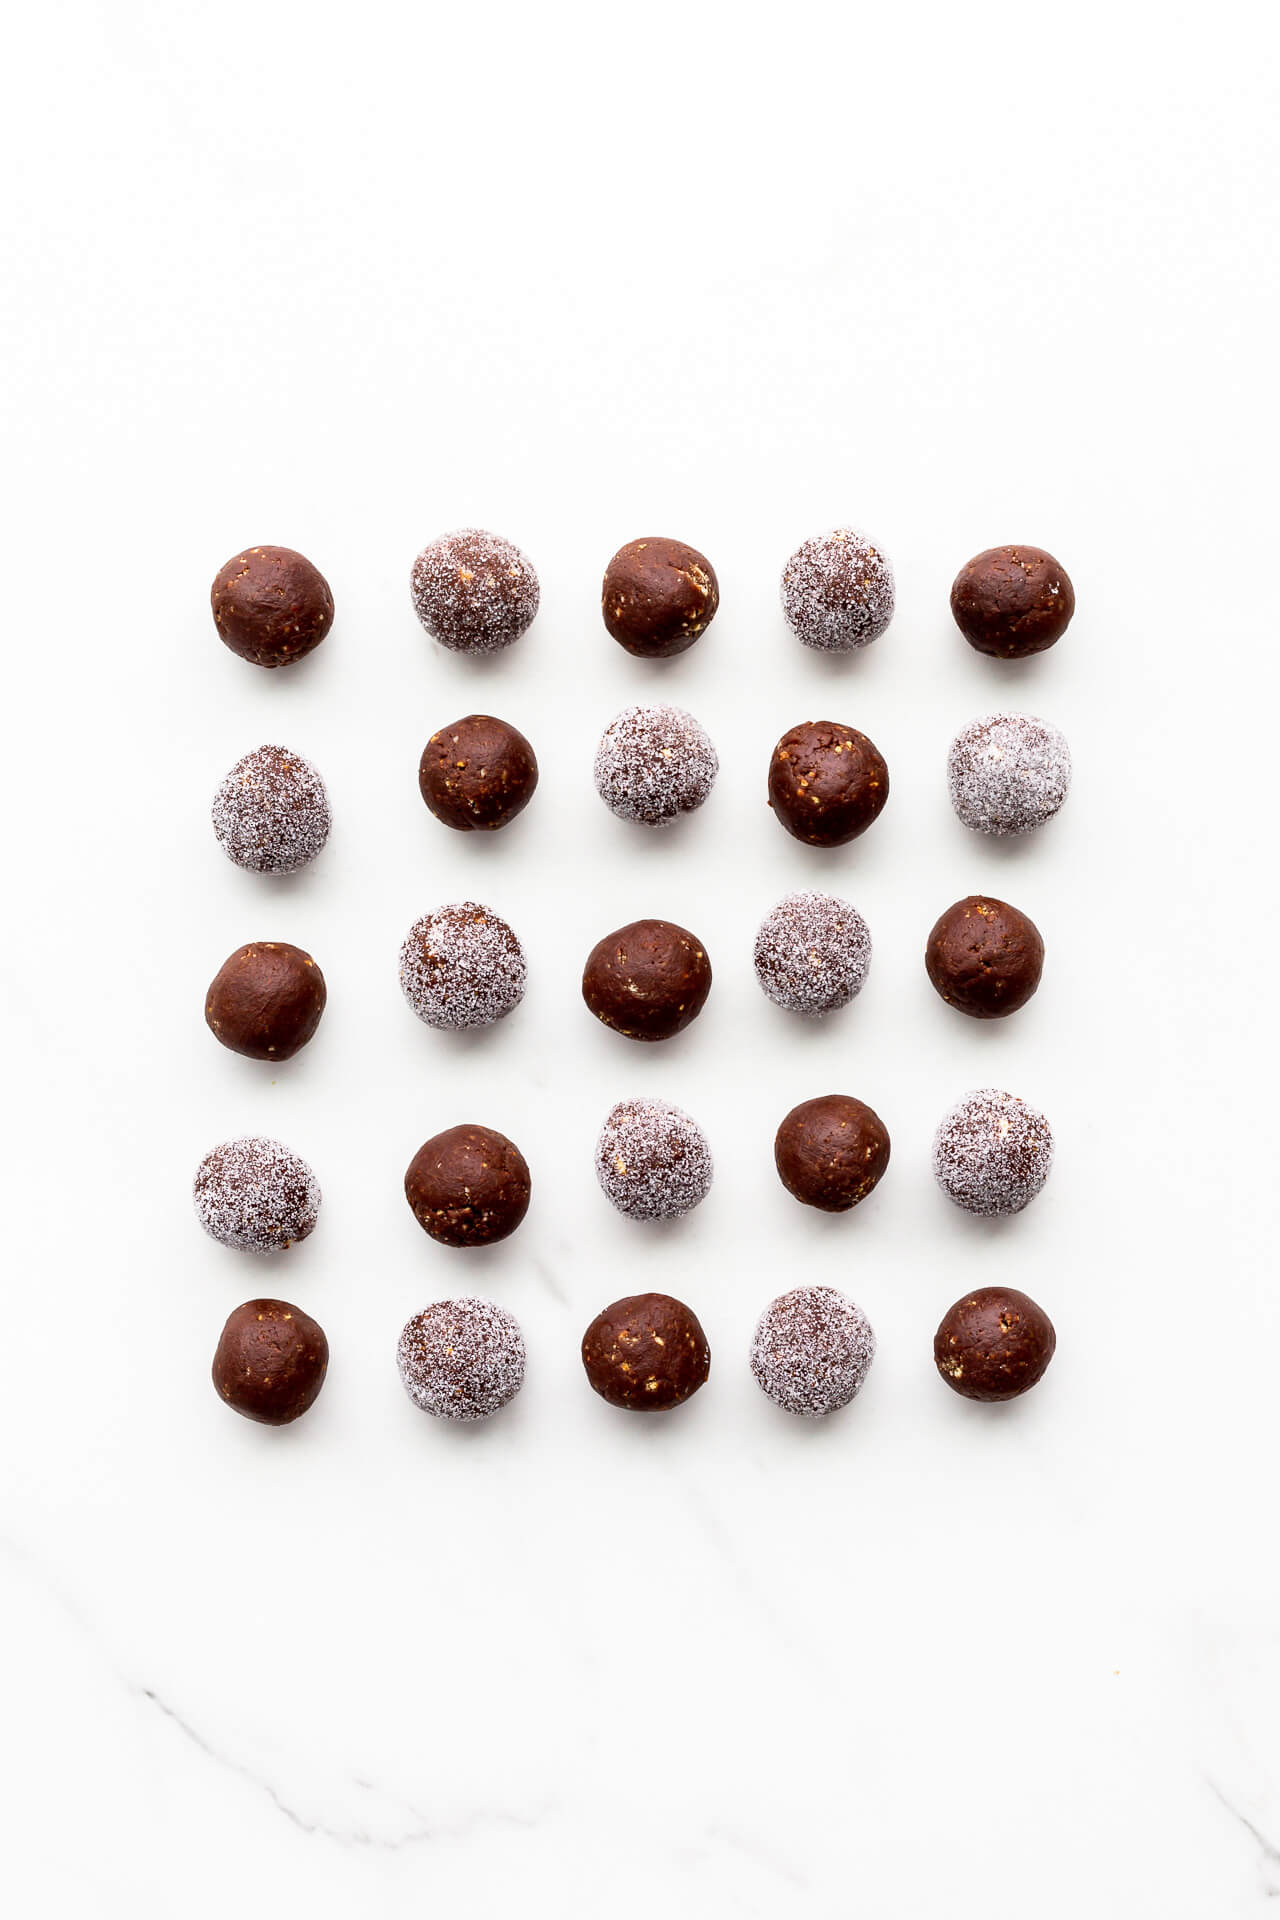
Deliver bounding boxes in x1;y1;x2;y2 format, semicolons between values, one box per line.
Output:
601;537;719;658
780;528;894;652
211;546;334;669
193;1137;320;1254
205;941;326;1060
581;1293;710;1411
768;720;890;847
212;1299;329;1425
774;1095;890;1212
418;714;538;833
404;1124;531;1248
582;919;711;1042
948;712;1071;837
593;705;718;828
595;1098;713;1221
925;896;1044;1020
399;902;526;1031
934;1287;1057;1402
933;1090;1054;1216
950;546;1074;659
211;744;331;875
754;892;871;1017
410;529;539;653
397;1298;526;1421
750;1286;875;1417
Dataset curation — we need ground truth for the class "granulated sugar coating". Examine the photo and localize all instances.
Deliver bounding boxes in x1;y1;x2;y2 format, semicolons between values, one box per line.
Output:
399;902;526;1030
396;1297;526;1421
595;1098;713;1221
211;745;330;874
409;529;539;653
753;891;871;1016
780;528;895;652
932;1088;1054;1215
193;1136;320;1254
947;712;1072;836
750;1285;876;1416
593;704;719;827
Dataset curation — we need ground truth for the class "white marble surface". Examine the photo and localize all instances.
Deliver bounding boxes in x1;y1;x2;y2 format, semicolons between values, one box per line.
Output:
3;4;1278;1913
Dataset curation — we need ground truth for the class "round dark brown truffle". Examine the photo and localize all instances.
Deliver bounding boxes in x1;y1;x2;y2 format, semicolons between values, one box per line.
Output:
933;1287;1057;1402
211;546;334;668
205;941;326;1061
418;714;539;833
410;529;538;653
581;1293;710;1411
768;720;890;847
925;896;1044;1020
211;745;331;875
193;1137;320;1254
601;537;719;658
950;546;1074;659
404;1124;531;1248
212;1298;329;1425
774;1095;890;1212
582;919;712;1042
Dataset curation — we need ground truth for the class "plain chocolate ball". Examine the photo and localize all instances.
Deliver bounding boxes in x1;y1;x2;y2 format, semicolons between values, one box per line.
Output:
582;918;711;1042
418;714;539;832
581;1292;710;1411
404;1124;531;1248
774;1094;890;1212
212;1298;329;1425
950;546;1074;658
601;537;719;657
933;1287;1057;1402
925;896;1044;1020
211;546;334;668
768;720;890;847
410;529;539;653
205;941;326;1060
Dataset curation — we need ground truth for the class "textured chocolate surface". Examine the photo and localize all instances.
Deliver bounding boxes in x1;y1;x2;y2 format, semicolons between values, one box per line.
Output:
925;896;1044;1020
581;1293;710;1411
951;546;1074;658
774;1094;890;1212
768;720;889;847
205;941;326;1060
211;546;333;668
601;537;719;657
419;714;538;832
934;1287;1057;1401
212;1299;328;1425
582;919;711;1042
404;1124;531;1247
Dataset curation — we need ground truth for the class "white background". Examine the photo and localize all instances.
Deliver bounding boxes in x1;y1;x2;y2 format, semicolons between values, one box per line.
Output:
3;2;1278;1913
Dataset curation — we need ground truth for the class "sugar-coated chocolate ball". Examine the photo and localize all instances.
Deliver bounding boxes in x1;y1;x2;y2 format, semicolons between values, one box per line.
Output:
581;1293;710;1411
193;1137;320;1254
934;1287;1057;1401
212;1299;329;1425
768;719;889;847
404;1124;531;1248
211;546;334;668
595;1098;713;1221
418;714;538;832
211;745;331;874
205;941;326;1060
410;530;539;653
750;1286;875;1417
925;896;1044;1020
593;705;718;827
601;537;719;657
774;1095;890;1212
950;546;1074;659
780;528;894;651
582;919;712;1042
753;892;871;1017
948;712;1071;837
399;902;526;1031
397;1298;526;1421
933;1090;1053;1216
